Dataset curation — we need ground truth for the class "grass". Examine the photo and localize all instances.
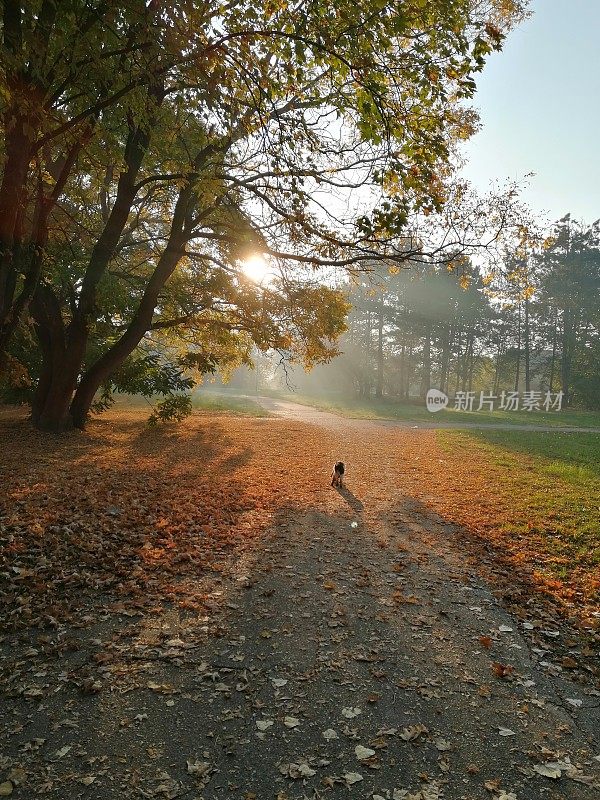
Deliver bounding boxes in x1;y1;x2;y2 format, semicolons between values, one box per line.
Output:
436;428;600;589
268;390;600;429
111;391;269;417
466;428;600;481
191;391;269;416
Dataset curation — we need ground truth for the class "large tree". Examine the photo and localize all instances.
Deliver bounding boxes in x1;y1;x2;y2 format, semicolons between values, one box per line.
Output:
0;0;528;430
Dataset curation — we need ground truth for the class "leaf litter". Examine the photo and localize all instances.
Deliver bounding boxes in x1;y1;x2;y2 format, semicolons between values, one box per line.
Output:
1;409;599;798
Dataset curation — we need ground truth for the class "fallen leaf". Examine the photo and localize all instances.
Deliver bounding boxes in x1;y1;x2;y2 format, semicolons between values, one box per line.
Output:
533;763;561;779
399;724;428;741
433;738;451;751
186;760;211;777
492;662;514;679
344;772;363;785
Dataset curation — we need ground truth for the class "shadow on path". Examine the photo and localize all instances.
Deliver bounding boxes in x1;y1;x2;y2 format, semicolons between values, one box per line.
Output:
8;502;595;799
335;484;364;512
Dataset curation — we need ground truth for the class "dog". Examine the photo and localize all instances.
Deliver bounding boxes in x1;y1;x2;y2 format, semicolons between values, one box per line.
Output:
331;461;345;488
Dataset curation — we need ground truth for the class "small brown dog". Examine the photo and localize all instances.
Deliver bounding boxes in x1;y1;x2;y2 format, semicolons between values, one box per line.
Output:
331;461;345;487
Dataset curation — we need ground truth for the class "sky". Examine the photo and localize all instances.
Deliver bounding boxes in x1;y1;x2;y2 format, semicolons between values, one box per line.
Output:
460;0;600;227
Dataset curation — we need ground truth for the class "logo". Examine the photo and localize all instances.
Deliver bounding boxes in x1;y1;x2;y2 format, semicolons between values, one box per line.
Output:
426;389;449;413
424;389;563;413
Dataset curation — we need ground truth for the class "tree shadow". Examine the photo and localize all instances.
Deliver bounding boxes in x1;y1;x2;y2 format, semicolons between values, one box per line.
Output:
0;410;266;649
383;495;599;634
75;501;599;797
215;447;255;474
127;417;229;465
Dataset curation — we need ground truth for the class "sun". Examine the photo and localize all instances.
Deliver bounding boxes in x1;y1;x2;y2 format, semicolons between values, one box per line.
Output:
241;254;270;284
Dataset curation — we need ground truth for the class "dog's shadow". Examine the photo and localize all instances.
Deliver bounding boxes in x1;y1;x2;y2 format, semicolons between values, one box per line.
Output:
335;485;364;513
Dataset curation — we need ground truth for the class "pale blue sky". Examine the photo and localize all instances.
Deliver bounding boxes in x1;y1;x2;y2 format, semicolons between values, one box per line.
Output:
460;0;600;226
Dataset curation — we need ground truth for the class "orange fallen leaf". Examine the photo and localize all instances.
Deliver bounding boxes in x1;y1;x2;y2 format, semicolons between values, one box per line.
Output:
491;662;514;679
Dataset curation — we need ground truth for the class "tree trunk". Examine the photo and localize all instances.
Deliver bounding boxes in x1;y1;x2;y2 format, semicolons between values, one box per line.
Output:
461;329;473;391
439;325;451;393
375;301;384;398
29;284;82;432
28;112;163;430
560;307;573;405
493;345;501;395
0;127;92;369
453;329;462;396
548;311;557;392
404;346;413;400
467;342;476;393
0;123;32;321
513;303;521;393
524;294;531;393
399;341;406;398
70;213;190;428
420;322;431;398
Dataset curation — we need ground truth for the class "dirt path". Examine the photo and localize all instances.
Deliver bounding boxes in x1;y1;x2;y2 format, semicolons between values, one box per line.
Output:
252;395;600;434
1;410;599;799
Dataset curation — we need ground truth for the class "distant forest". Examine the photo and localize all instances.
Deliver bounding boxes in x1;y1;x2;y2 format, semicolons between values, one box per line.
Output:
281;216;600;409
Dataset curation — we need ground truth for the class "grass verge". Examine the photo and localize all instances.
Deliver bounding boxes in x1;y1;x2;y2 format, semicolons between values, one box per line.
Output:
109;392;269;417
191;391;269;416
435;429;600;601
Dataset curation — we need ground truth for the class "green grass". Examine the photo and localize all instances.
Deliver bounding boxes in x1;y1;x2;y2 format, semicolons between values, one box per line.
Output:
191;391;269;417
437;429;600;583
269;391;600;429
111;392;269;417
465;428;600;481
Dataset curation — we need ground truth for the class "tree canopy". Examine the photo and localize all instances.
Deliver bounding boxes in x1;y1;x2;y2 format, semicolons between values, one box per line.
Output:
0;0;528;429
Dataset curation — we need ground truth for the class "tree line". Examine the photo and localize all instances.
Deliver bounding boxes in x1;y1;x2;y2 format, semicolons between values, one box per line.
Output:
296;215;600;409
